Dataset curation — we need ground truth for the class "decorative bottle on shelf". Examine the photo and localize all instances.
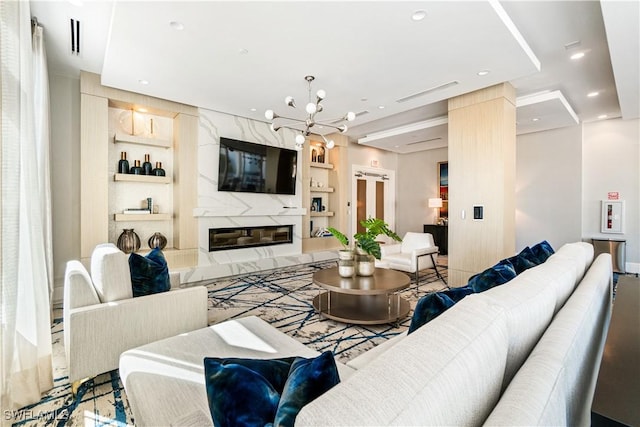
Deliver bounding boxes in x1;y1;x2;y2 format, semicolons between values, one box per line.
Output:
148;232;168;250
117;229;141;254
118;151;129;174
129;160;143;175
142;154;153;175
152;161;166;176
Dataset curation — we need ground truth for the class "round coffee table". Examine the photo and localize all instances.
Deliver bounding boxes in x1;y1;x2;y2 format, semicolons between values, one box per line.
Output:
312;267;411;325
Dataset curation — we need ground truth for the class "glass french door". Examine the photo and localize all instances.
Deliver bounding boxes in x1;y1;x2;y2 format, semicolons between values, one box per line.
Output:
351;166;395;237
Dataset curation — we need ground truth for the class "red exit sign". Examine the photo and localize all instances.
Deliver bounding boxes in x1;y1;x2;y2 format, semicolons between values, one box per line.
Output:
607;192;619;200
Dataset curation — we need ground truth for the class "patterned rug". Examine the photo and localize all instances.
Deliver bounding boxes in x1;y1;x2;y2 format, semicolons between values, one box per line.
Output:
9;261;448;426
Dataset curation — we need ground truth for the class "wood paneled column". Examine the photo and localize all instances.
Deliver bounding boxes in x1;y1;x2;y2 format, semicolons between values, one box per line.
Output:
447;83;516;286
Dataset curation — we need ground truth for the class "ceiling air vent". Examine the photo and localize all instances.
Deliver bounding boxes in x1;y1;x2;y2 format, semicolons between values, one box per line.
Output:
70;18;80;55
396;81;459;103
407;137;442;146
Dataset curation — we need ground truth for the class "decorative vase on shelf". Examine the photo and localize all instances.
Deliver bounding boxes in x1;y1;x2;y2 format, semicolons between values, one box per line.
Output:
129;160;143;175
152;161;166;176
148;232;167;250
117;229;141;254
142;153;152;175
118;151;129;174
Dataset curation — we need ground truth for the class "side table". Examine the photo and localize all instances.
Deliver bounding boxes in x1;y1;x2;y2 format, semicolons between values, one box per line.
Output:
423;224;448;255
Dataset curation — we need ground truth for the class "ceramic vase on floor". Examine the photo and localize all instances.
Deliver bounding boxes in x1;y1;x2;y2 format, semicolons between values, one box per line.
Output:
117;229;141;254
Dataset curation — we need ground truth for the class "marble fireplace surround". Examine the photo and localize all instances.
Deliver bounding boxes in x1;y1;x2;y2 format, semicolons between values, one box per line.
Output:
181;108;336;284
185;206;334;284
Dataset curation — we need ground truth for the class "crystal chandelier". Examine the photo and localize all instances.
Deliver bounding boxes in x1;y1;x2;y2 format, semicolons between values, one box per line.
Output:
265;75;355;151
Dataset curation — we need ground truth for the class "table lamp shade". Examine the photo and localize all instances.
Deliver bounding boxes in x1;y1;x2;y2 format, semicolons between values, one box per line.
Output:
428;198;443;208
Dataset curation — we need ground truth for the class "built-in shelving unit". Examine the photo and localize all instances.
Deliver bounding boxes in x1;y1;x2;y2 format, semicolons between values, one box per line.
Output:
113;132;172;148
310;212;334;217
310;161;333;169
114;213;172;222
80;71;199;269
301;135;348;253
114;173;171;184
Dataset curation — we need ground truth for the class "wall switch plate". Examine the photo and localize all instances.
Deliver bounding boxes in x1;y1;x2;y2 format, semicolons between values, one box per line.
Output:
473;205;484;220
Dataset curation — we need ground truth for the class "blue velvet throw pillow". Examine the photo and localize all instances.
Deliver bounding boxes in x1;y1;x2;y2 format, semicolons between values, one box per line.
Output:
204;352;340;427
274;351;341;426
468;259;517;293
531;240;554;264
408;293;455;334
128;247;170;297
507;246;540;274
203;357;295;427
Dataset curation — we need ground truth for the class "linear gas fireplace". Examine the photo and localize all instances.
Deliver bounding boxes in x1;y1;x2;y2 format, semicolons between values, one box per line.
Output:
209;225;293;251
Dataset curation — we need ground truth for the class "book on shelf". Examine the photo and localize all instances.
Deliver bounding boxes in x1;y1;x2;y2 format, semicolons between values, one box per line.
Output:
123;208;151;214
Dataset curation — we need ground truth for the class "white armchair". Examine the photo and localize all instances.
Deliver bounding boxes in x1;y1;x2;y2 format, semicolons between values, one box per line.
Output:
375;232;447;285
63;243;208;393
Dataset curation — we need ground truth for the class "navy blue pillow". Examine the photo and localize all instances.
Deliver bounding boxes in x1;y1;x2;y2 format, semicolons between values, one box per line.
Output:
442;285;475;302
204;352;340;427
203;358;290;427
468;259;517;293
531;240;554;263
274;351;341;426
409;293;453;334
507;246;540;274
408;285;475;334
128;247;170;297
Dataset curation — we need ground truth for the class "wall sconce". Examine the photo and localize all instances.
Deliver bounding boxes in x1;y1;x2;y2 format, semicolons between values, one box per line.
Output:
428;198;442;224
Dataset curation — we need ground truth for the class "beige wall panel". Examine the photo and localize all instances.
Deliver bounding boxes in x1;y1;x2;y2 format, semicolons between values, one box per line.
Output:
80;94;109;258
173;113;198;250
448;82;516;110
80;72;197;116
302;237;341;252
447;83;516;286
164;248;198;269
329;134;349;234
301;141;312;239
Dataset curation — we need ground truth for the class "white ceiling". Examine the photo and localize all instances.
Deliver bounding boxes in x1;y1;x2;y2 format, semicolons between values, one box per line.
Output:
30;0;639;154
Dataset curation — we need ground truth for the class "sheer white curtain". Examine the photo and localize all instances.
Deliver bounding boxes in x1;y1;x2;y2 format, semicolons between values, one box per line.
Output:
1;0;54;413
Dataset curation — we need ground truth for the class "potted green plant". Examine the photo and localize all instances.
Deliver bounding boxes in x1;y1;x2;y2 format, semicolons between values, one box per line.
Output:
353;217;401;259
328;218;401;276
326;227;353;261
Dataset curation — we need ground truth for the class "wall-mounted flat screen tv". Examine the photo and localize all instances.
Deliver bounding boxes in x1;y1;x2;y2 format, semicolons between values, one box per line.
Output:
218;137;297;195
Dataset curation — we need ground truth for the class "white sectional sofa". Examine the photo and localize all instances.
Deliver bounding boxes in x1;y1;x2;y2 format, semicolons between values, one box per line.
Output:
119;242;612;426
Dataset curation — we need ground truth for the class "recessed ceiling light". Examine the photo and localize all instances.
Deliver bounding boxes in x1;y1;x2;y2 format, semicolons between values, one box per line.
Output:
532;118;540;122
138;79;149;85
411;10;427;21
570;52;585;60
378;105;385;109
587;91;599;97
169;21;184;31
250;108;256;112
477;70;490;76
598;114;608;119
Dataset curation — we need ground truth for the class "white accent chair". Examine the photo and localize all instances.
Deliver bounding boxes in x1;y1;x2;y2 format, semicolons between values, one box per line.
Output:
63;243;208;392
375;232;447;285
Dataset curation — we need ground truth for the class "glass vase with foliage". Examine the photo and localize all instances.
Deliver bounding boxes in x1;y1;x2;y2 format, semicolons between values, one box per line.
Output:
328;217;401;260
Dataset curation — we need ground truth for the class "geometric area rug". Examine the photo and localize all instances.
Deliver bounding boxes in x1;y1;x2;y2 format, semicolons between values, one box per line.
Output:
9;261;447;426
